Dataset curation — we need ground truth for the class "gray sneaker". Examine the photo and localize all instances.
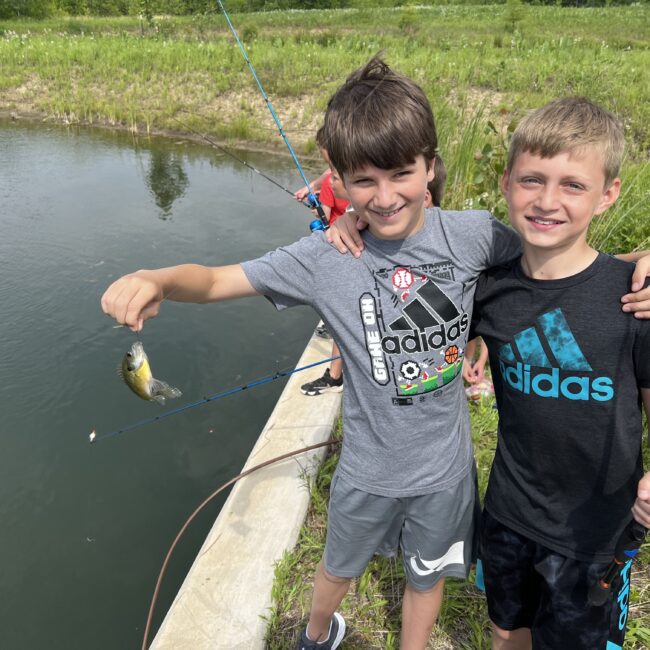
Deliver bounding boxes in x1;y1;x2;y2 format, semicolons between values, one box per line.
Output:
300;368;343;396
297;612;346;649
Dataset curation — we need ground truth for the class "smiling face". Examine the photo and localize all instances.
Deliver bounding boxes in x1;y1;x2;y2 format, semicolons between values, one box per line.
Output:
342;155;434;240
502;148;621;259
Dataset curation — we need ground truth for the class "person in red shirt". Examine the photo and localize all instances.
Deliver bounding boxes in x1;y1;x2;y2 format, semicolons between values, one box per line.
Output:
298;130;350;396
319;168;349;225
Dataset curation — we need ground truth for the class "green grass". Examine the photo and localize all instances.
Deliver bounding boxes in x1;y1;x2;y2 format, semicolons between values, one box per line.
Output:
1;6;649;251
266;401;650;649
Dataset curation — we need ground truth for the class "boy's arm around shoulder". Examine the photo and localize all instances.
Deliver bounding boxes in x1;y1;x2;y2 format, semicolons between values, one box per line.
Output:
101;264;258;332
631;389;650;529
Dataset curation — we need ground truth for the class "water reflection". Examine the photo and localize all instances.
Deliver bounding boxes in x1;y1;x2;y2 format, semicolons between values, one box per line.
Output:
0;119;319;650
146;148;189;219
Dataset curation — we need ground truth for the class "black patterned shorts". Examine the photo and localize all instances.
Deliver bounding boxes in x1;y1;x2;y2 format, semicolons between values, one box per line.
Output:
478;509;631;650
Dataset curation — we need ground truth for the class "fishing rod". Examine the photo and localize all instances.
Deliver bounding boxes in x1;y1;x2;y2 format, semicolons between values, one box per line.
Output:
214;0;328;232
588;519;647;606
172;115;310;203
90;355;340;444
140;436;340;650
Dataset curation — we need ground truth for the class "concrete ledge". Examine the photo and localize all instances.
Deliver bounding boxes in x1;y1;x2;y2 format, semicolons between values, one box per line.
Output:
151;331;342;650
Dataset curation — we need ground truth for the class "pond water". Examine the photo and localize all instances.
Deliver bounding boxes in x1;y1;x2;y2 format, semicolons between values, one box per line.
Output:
0;120;321;648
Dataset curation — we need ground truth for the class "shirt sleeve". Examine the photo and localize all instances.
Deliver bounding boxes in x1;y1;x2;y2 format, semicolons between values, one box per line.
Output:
468;270;489;340
438;210;521;275
240;233;326;311
319;175;335;209
487;217;522;268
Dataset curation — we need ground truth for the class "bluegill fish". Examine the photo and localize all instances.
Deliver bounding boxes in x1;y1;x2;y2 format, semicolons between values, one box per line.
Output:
119;341;181;405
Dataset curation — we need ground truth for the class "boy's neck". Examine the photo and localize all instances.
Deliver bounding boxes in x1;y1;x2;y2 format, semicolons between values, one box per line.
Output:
520;243;599;280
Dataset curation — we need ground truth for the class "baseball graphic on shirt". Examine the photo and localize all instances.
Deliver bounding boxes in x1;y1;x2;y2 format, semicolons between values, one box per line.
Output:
392;267;414;291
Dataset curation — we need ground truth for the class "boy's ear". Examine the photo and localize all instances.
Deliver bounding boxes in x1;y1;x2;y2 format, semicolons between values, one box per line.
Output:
594;178;621;216
500;169;511;196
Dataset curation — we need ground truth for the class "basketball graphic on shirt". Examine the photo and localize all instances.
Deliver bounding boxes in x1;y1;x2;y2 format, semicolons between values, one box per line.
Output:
392;267;414;291
444;345;459;364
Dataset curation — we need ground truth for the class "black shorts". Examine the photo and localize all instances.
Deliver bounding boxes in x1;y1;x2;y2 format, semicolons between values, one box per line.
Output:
479;510;631;650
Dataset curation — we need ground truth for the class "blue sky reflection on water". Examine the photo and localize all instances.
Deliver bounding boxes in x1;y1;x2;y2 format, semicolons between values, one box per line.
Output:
0;120;321;648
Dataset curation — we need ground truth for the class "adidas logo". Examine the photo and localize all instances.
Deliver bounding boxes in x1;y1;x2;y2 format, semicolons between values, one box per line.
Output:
498;308;614;402
382;278;469;354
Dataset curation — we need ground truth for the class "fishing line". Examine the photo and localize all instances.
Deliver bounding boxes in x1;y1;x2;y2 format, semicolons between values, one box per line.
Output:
91;355;340;443
172;116;302;200
140;437;340;650
214;0;328;230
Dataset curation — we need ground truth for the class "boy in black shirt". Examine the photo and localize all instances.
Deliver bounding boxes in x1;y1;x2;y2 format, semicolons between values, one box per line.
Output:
472;97;650;650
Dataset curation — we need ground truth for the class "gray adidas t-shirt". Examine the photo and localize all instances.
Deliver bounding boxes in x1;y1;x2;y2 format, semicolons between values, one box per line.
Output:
242;208;521;497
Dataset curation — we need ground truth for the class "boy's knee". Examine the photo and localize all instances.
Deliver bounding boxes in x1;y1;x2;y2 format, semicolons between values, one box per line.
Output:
320;565;352;585
405;576;445;597
491;622;529;643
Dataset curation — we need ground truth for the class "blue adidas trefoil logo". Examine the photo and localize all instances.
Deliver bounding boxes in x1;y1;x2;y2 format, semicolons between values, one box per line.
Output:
498;308;614;402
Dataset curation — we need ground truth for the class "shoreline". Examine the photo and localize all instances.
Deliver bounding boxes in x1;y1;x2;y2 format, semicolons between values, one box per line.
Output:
0;109;316;163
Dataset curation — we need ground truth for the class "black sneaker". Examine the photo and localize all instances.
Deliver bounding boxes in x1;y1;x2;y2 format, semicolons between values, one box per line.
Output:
300;368;343;396
297;612;346;649
315;324;331;339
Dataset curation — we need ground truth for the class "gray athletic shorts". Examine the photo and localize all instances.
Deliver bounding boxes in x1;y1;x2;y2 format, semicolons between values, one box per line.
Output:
323;465;480;591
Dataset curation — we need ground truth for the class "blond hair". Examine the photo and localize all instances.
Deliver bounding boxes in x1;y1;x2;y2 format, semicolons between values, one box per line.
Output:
507;97;624;188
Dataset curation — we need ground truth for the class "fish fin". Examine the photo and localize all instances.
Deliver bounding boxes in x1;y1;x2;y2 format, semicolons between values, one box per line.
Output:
152;394;167;405
116;366;124;380
150;378;182;401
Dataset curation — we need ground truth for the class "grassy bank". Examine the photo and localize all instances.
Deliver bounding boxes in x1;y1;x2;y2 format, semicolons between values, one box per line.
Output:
3;7;649;649
1;5;650;251
267;404;650;649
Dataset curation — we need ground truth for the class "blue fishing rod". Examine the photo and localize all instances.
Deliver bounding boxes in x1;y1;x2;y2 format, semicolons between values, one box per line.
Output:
90;355;340;444
214;0;328;232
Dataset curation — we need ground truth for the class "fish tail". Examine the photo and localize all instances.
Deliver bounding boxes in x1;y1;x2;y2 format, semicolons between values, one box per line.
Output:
150;378;182;400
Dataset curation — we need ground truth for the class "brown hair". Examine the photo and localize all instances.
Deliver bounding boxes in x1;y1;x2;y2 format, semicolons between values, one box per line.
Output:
322;55;444;183
428;156;447;207
507;97;624;188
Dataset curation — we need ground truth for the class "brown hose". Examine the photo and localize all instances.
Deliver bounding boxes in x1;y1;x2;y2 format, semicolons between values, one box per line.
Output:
141;438;340;649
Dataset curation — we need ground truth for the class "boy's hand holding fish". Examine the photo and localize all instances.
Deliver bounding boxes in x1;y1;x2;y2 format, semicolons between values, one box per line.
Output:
101;264;259;331
102;269;166;332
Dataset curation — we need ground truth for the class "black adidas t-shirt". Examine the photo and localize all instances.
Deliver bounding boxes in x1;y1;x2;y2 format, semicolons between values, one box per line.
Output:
473;253;650;561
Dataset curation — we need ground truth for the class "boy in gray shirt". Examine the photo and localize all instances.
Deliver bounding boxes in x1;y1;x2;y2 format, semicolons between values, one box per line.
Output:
100;57;531;649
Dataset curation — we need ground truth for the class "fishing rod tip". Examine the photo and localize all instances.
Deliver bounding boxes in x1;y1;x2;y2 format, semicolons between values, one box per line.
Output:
89;430;97;444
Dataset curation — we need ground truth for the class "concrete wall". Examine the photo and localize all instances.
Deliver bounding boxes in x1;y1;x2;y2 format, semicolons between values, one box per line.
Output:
151;332;342;649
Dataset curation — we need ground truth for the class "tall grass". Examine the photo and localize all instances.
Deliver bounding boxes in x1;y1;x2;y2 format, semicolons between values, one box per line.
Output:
1;5;649;250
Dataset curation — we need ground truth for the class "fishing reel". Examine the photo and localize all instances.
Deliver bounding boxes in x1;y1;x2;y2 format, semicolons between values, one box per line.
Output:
303;195;320;210
307;195;329;232
310;219;328;232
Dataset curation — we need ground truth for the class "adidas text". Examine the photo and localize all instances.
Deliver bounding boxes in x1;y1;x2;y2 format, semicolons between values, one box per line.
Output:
498;361;614;402
617;559;633;630
381;315;469;355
